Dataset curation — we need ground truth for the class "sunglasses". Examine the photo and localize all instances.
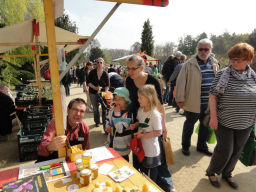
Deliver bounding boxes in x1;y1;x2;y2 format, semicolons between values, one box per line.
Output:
97;62;103;64
198;48;210;52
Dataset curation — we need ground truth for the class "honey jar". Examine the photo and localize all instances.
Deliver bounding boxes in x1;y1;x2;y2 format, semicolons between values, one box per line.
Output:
89;164;98;180
80;169;92;186
76;164;83;178
75;158;83;166
82;152;92;167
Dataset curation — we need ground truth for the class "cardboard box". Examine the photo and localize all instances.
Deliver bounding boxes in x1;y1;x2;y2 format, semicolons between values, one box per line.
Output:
66;143;85;162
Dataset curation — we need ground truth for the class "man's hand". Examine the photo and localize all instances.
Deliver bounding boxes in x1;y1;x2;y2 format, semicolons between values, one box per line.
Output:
167;82;171;87
177;102;184;109
209;116;218;130
105;126;111;133
85;88;89;93
114;105;120;112
94;86;100;91
47;130;67;152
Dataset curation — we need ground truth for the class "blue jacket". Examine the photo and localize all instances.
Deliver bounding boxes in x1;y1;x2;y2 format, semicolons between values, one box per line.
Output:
106;107;132;156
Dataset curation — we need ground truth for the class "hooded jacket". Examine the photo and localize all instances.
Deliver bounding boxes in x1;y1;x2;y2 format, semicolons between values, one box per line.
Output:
176;54;220;113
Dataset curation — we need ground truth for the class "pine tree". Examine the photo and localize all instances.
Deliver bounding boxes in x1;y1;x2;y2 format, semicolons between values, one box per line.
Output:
140;19;154;56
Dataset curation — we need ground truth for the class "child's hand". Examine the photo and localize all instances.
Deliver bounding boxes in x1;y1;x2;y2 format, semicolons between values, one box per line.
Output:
105;126;111;133
135;133;144;139
130;124;136;130
114;105;120;112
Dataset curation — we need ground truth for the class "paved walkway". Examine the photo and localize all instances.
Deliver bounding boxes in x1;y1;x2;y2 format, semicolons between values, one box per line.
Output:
0;84;255;192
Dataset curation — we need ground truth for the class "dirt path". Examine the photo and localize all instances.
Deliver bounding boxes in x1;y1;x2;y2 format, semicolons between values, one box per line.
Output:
0;84;255;192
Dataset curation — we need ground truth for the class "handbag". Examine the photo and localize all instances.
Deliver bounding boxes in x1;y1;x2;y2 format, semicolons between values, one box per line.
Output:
161;133;175;165
195;123;216;144
130;135;145;162
173;86;176;99
239;125;256;166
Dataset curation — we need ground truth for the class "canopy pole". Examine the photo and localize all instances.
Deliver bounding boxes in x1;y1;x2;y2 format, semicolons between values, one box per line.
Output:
59;2;121;81
43;0;66;158
35;35;43;106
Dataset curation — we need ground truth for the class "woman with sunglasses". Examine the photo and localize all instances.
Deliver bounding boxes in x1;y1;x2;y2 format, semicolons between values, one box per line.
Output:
87;58;110;127
125;55;176;192
205;43;256;189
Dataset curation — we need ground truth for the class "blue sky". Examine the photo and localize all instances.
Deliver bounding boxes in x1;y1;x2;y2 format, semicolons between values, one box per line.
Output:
64;0;256;50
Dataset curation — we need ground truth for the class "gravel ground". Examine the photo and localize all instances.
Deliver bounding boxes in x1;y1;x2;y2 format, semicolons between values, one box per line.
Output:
0;84;255;192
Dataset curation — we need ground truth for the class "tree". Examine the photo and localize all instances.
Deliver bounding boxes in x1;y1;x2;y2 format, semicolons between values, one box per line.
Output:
140;19;154;56
89;47;105;62
0;0;44;85
130;42;141;53
247;29;256;49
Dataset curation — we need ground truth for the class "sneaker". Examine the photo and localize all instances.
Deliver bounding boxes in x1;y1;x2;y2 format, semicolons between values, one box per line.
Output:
170;188;177;192
86;109;93;113
96;124;100;127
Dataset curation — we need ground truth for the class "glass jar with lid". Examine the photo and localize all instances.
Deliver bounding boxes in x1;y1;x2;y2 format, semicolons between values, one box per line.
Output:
75;158;83;166
80;169;92;186
76;164;83;178
82;152;92;167
89;164;98;180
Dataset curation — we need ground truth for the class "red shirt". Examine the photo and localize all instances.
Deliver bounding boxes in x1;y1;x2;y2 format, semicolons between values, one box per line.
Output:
38;118;90;157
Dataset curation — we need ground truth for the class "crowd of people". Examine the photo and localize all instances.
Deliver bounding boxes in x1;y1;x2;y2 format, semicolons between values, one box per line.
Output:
1;38;255;192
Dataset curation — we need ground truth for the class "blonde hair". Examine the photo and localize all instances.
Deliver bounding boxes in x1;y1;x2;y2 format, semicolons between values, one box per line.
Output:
138;84;159;111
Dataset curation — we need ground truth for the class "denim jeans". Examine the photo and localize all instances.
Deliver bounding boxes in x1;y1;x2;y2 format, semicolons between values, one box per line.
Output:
89;93;107;124
182;105;209;150
163;79;170;102
64;84;70;96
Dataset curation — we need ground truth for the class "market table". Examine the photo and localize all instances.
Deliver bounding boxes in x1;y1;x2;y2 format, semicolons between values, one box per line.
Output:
0;148;163;192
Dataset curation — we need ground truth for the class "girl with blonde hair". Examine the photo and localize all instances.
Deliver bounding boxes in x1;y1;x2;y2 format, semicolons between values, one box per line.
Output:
130;84;162;183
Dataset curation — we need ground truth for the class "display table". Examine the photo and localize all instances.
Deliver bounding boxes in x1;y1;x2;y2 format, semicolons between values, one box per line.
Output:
0;148;163;192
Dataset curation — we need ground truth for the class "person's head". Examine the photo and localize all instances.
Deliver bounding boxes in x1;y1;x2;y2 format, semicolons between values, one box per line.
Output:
149;62;153;66
97;58;105;69
67;98;87;128
164;55;175;63
85;61;92;73
110;64;113;68
180;54;187;62
83;62;86;68
127;55;145;79
77;65;81;69
145;61;149;66
228;43;254;72
197;38;213;61
93;60;97;69
153;65;157;69
137;84;159;110
113;87;131;109
175;51;182;59
0;83;8;95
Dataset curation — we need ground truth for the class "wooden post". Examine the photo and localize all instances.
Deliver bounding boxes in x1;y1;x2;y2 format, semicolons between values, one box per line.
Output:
32;50;40;93
43;0;66;158
35;36;43;106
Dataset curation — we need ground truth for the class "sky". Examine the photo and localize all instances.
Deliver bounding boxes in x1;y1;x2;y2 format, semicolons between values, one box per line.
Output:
64;0;256;50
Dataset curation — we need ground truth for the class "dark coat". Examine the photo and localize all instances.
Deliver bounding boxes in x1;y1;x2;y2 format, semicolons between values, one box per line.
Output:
0;92;15;136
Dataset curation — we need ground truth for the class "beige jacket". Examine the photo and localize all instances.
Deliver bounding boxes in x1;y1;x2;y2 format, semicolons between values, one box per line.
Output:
176;54;220;113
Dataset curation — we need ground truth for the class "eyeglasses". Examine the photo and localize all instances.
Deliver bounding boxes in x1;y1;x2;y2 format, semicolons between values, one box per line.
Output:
230;59;246;63
198;48;210;52
71;108;85;114
97;62;103;64
125;67;140;71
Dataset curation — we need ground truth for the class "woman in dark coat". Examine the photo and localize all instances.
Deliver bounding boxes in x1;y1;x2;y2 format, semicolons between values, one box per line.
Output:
0;84;15;137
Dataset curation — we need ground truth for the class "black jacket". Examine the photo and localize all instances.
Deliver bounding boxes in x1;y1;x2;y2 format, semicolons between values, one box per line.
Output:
162;57;180;80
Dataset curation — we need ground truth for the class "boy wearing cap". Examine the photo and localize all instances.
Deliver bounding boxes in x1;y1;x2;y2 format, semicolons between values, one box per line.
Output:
105;87;133;162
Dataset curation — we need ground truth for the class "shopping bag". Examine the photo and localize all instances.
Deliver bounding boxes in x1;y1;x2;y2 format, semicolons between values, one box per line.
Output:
161;133;175;165
195;123;216;144
239;125;256;166
130;135;145;162
173;86;176;99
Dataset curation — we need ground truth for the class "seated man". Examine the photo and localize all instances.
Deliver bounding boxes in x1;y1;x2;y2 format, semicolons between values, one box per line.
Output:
37;98;90;162
0;83;15;140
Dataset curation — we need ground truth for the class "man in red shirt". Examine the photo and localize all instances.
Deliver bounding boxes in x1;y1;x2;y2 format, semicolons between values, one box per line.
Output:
37;98;90;162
